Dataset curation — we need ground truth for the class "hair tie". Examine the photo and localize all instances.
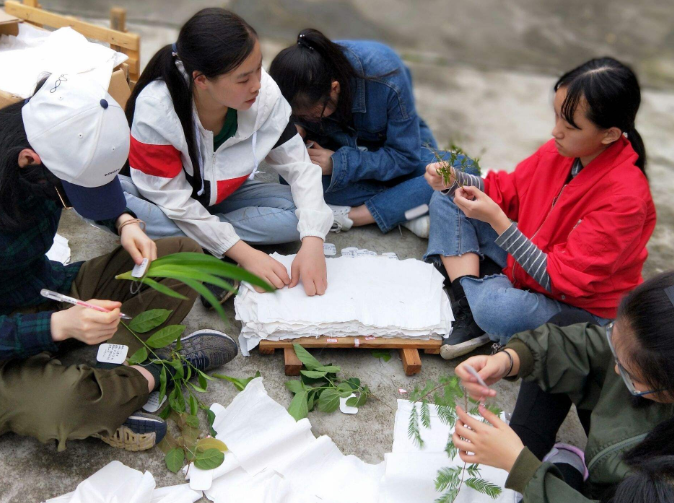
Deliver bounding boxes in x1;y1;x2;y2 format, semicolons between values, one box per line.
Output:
171;42;179;58
297;33;314;51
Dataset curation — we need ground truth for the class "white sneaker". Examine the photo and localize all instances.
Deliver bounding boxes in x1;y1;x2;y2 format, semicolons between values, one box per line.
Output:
329;205;353;233
402;215;430;239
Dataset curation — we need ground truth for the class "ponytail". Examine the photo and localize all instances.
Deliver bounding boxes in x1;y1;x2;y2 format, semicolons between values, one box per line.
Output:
125;8;257;195
555;57;647;178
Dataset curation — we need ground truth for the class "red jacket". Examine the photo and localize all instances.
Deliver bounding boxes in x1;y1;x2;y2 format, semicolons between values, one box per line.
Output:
485;137;655;319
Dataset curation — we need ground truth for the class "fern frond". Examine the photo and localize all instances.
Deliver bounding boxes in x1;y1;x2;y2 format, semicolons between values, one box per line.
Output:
434;488;459;503
436;404;456;426
420;401;432;429
435;466;462;492
465;478;503;499
408;405;424;448
445;436;458;459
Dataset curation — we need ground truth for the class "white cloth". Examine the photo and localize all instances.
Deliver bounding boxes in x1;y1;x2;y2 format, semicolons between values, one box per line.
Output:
184;378;385;503
383;400;519;503
0;24;127;98
46;233;71;265
44;461;201;503
235;254;453;355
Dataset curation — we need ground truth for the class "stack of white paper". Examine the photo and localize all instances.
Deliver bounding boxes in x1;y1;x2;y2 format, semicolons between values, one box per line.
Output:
235;254;453;355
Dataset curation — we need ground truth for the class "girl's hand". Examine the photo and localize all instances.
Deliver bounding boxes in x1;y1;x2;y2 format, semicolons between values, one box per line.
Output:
229;242;290;293
453;186;511;234
452;405;524;472
455;353;517;401
290;236;328;296
308;142;334;176
51;300;121;344
425;162;455;191
117;214;157;265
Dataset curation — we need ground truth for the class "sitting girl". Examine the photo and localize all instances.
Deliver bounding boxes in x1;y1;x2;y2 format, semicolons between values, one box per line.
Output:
425;57;655;359
453;271;674;502
122;9;333;299
269;29;475;237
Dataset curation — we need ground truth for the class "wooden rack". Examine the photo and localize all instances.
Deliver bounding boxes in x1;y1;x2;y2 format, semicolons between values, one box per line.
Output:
258;336;442;376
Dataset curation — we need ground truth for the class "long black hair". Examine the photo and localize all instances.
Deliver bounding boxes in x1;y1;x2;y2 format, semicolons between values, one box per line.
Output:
605;456;674;503
125;8;257;193
554;57;647;176
269;28;363;128
615;272;674;468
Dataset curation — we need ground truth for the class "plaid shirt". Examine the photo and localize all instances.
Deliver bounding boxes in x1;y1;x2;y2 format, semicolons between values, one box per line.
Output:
0;197;84;360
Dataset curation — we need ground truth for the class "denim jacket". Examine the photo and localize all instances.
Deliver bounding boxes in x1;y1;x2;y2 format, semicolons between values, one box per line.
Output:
301;41;429;193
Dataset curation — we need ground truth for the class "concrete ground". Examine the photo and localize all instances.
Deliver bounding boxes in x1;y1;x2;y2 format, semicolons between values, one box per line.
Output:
1;1;674;501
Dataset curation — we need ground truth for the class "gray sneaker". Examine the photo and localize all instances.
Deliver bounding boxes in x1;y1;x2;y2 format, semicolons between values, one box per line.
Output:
174;330;238;373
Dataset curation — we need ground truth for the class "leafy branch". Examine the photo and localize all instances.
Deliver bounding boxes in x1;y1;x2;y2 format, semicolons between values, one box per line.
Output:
426;143;482;188
114;252;270;474
285;344;370;420
407;376;503;503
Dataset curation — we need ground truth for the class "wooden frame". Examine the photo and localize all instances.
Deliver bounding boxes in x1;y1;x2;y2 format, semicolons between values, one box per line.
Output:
3;0;141;82
258;337;442;376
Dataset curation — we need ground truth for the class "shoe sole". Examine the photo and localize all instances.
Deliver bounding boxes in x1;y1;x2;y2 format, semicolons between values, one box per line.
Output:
94;415;166;452
182;329;237;347
440;334;491;360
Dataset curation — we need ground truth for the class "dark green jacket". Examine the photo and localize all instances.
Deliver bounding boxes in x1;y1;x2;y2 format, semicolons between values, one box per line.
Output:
504;323;674;502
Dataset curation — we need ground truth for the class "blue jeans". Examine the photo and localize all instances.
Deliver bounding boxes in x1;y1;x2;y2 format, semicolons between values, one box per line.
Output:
321;147;479;234
425;192;609;344
119;176;300;245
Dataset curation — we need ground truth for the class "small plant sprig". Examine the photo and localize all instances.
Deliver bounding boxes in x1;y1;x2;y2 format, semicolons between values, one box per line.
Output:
407;376;503;503
285;344;370;420
115;252;272;474
426;143;483;189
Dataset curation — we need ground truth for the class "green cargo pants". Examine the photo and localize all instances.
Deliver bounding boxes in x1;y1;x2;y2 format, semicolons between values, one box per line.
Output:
0;237;200;450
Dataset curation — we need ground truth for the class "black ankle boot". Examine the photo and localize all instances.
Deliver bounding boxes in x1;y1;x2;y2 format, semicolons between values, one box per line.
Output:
441;297;489;360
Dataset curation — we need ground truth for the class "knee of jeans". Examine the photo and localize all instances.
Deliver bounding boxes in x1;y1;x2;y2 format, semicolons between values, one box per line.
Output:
429;190;460;214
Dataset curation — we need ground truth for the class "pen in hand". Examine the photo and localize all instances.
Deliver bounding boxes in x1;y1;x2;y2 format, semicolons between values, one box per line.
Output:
40;289;132;320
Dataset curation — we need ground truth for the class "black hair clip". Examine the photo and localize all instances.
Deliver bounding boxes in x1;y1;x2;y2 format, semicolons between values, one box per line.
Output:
297;33;314;51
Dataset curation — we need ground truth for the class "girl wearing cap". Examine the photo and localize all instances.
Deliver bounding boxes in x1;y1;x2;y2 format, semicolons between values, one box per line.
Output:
268;29;476;237
0;73;237;452
122;8;333;299
452;271;674;503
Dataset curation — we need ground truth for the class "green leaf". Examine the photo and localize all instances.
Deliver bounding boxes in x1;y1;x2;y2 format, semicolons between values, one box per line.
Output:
127;346;148;365
149;252;273;291
285;380;306;394
185;414;200;428
345;396;358;407
188;381;207;393
371;349;391;362
435;466;462;492
129;309;172;333
420;401;432;429
345;377;361;390
207;409;217;436
196;437;228;453
212;372;260;392
300;370;327;379
198;369;214;381
288;390;309;420
318;389;341;413
169;386;185;413
465;478;502;498
198;372;207;391
146;267;236;295
178;277;229;322
189;395;198;416
314;365;341;373
337;382;354;398
445;436;458;459
158;406;171;420
193;448;225;470
146;325;185;349
408;405;424;448
115;273;188;300
158;366;168;404
292;344;323;371
354;391;368;407
467;464;480;478
170;358;185;379
165;448;185;473
307;389;317;411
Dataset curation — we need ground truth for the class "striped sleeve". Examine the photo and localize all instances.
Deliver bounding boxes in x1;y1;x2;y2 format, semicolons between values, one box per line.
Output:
495;223;552;291
441;171;484;197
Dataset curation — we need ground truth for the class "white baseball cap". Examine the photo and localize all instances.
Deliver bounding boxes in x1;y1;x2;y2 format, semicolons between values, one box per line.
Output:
21;71;129;220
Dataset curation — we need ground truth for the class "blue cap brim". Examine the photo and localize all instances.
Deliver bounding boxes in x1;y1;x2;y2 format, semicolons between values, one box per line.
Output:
61;176;127;221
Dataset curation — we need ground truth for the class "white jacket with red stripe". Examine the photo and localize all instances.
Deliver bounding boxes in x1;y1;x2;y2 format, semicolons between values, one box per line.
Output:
128;69;333;257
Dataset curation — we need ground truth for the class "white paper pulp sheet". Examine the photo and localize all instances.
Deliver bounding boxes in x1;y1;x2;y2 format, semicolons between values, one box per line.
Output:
235;254;453;355
184;377;385;503
46;233;71;265
44;460;202;503
383;400;519;503
0;24;128;98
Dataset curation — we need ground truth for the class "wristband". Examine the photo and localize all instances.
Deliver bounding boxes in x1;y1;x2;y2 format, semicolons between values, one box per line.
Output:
117;218;146;234
498;348;514;377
